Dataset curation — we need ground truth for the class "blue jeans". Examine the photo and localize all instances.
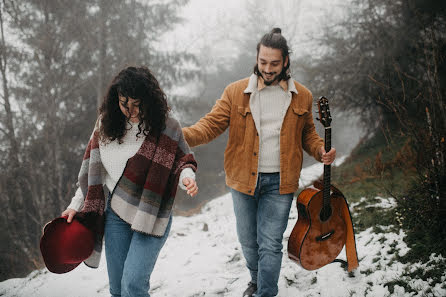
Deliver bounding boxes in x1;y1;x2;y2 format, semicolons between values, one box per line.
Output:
104;201;172;297
231;173;293;297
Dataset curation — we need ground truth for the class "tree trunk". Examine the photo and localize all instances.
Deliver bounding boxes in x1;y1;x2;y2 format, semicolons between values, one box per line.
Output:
0;5;19;167
96;0;108;109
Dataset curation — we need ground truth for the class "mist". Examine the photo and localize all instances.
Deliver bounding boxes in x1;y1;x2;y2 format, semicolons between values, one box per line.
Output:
0;0;380;282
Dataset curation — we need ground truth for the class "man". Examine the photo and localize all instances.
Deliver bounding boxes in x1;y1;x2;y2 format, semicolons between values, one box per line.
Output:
182;28;336;297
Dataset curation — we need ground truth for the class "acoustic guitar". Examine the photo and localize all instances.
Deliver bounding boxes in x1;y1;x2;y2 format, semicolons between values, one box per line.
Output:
287;96;359;272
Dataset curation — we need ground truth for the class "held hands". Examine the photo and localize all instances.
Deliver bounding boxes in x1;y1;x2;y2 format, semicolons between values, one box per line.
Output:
320;147;336;165
61;208;77;223
182;177;198;197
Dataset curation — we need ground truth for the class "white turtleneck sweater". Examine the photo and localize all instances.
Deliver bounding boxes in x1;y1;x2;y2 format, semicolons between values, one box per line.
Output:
68;122;195;211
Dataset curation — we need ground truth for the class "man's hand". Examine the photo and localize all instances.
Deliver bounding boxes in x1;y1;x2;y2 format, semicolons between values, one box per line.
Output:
320;147;336;165
182;177;198;197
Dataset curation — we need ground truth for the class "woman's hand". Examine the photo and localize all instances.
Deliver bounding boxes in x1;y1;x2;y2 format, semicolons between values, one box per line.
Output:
61;208;77;223
182;177;198;197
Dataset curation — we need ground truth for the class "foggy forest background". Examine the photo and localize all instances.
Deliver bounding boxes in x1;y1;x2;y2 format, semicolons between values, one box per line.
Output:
0;0;444;282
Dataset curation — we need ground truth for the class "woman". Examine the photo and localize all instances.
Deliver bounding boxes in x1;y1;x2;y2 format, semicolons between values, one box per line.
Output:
61;66;198;297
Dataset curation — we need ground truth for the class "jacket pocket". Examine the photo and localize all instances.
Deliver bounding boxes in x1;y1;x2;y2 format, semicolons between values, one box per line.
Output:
229;105;251;145
292;107;308;116
238;105;251;116
289;106;309;138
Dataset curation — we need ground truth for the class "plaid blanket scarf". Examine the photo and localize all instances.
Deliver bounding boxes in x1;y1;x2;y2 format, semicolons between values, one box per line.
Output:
76;116;197;268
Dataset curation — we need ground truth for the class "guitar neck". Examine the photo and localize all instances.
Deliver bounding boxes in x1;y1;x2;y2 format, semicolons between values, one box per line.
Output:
323;127;331;203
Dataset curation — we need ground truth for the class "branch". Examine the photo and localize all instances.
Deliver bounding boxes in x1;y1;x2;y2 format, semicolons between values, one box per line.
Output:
0;125;8;135
393;62;406;103
368;75;390;89
25;211;40;225
0;1;8;71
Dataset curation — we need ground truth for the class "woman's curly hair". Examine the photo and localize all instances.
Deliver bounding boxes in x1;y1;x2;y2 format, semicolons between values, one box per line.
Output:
99;66;170;143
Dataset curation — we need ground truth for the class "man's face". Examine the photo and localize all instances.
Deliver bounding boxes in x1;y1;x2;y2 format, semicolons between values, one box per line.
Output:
257;45;288;85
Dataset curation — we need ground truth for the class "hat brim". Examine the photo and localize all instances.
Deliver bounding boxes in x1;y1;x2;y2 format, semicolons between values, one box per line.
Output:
41;257;81;274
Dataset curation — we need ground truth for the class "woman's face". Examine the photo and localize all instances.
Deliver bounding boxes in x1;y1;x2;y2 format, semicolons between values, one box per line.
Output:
118;95;141;123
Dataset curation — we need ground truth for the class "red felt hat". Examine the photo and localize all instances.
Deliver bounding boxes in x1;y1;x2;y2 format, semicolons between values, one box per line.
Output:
40;216;95;274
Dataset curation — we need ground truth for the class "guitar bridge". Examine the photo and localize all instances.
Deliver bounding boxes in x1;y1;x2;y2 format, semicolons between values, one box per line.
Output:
316;230;335;242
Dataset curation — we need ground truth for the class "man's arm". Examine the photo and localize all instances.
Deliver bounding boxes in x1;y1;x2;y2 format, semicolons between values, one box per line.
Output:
182;87;232;147
302;94;325;162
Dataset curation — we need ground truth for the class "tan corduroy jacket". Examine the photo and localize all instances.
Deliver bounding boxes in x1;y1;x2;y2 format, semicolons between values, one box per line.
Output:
182;74;324;195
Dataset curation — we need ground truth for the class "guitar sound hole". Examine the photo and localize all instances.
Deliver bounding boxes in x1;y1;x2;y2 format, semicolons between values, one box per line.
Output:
319;206;332;222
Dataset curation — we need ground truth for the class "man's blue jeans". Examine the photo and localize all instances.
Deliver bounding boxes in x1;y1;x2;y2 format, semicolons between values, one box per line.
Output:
104;202;172;297
231;173;293;297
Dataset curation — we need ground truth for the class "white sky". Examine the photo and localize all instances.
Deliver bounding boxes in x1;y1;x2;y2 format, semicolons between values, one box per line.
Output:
161;0;350;63
161;0;246;56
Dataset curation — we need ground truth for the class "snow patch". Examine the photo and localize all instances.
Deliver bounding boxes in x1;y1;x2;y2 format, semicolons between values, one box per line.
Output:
1;159;444;297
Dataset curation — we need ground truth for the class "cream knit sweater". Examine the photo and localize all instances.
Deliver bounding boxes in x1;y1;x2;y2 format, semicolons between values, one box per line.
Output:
258;84;290;172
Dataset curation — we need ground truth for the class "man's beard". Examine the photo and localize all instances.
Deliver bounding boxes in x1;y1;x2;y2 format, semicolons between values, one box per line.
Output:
262;72;279;85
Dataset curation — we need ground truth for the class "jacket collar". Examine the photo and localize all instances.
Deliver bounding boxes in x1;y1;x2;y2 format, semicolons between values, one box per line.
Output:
244;73;298;94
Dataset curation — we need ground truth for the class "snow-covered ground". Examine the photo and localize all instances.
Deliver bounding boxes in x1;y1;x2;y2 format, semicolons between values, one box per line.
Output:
1;159;445;297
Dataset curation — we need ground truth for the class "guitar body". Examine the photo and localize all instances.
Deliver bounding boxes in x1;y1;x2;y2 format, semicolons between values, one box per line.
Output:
288;96;358;272
288;186;347;270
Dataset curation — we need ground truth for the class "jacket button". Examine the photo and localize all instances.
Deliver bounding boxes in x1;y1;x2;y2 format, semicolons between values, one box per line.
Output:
251;172;255;176
254;152;257;156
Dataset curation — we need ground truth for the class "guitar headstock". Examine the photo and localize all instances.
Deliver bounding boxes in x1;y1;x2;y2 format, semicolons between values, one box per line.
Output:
317;96;332;128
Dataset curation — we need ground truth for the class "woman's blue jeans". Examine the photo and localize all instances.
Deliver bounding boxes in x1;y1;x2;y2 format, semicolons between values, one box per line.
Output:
104;201;172;297
231;173;293;297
